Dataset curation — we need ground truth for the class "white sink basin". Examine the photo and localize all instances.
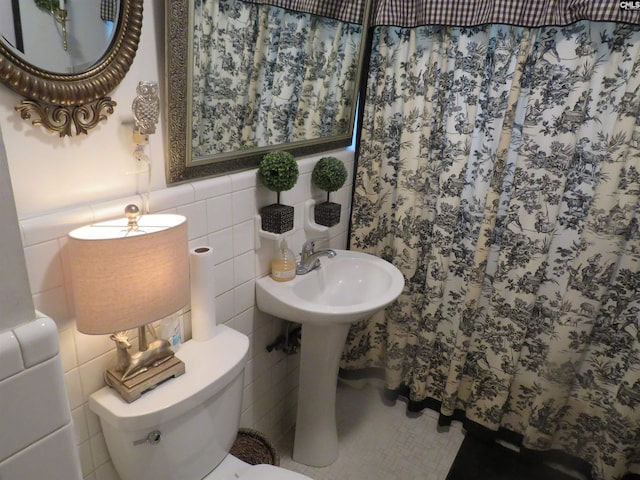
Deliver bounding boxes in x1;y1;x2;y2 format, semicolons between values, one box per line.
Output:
256;249;404;325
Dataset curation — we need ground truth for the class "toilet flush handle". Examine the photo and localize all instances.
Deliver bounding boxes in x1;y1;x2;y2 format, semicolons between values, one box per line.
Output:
133;430;162;446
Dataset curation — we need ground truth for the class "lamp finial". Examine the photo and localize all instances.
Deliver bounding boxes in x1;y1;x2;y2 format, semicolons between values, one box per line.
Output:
124;204;140;230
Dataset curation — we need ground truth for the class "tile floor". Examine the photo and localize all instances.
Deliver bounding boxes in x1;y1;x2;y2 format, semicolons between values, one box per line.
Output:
277;382;465;480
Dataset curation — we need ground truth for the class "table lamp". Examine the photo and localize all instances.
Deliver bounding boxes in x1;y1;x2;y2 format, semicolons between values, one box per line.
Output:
68;204;190;402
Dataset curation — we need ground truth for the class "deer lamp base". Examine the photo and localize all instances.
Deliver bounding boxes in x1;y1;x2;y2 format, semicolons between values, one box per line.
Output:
104;356;185;403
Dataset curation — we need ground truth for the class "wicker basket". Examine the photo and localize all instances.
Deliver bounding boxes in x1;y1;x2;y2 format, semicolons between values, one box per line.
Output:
314;201;341;227
260;203;294;234
229;428;280;466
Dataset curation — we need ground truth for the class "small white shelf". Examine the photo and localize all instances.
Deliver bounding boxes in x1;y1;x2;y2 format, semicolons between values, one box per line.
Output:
255;199;333;249
255;215;284;249
303;199;330;237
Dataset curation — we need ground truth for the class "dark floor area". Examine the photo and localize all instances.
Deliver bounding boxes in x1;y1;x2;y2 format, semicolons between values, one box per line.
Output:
446;435;578;480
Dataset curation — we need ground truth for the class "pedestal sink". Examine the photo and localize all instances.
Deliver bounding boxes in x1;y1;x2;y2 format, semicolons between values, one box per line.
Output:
256;249;404;467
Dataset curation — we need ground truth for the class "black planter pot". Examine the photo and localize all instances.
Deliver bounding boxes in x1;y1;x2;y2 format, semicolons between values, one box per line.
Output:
314;201;341;227
260;203;294;233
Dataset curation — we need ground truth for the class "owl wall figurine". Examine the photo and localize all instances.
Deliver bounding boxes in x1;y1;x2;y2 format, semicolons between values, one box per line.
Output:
132;81;160;136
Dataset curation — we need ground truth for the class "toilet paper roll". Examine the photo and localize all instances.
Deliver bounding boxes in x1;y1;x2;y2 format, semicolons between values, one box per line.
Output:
189;246;217;341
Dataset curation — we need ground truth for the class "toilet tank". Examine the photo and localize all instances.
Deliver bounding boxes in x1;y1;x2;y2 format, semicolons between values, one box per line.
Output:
89;325;250;480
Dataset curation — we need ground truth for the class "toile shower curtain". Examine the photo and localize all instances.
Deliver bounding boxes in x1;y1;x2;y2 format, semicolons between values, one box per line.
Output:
191;0;362;157
343;21;640;480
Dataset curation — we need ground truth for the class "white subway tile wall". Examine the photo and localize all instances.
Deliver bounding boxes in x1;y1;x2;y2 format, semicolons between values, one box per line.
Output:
20;152;354;480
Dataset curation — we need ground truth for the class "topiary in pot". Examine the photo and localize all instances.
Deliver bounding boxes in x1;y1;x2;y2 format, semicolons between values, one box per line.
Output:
311;157;348;227
258;151;299;233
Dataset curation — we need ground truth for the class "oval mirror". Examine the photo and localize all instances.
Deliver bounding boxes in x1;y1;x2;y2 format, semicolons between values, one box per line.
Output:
166;0;371;183
0;0;143;136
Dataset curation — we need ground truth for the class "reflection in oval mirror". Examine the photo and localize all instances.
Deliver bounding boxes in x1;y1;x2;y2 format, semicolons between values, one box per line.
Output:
2;0;120;74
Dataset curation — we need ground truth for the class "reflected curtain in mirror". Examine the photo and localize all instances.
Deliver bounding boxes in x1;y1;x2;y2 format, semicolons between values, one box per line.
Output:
192;0;362;158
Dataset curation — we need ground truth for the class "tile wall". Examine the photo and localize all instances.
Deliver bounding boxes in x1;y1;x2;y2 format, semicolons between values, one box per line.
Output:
19;151;354;480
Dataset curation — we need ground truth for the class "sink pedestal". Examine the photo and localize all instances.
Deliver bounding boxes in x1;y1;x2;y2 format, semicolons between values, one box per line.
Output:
293;322;350;467
255;249;405;466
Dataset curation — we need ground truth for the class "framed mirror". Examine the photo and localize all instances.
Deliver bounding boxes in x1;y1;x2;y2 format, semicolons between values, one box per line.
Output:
0;0;143;136
166;0;371;184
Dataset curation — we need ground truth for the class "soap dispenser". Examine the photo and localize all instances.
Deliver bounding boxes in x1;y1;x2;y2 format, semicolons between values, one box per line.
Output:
271;239;297;282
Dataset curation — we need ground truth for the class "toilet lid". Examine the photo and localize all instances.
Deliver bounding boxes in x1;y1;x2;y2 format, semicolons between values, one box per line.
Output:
237;464;313;480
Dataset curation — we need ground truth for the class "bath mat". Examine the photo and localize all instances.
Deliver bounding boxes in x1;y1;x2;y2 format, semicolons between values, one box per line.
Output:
446;434;577;480
230;428;280;466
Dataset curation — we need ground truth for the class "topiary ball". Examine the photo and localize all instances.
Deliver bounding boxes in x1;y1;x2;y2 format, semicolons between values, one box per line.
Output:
258;152;299;193
311;157;348;193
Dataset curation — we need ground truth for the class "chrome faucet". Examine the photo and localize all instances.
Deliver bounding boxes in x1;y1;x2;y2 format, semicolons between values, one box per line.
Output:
296;238;337;274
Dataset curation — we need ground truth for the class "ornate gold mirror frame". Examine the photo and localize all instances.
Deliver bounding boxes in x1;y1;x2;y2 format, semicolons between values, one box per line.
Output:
0;0;143;137
165;0;372;184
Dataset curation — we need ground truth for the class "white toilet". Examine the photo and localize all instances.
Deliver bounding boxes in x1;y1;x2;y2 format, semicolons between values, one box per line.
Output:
89;325;312;480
